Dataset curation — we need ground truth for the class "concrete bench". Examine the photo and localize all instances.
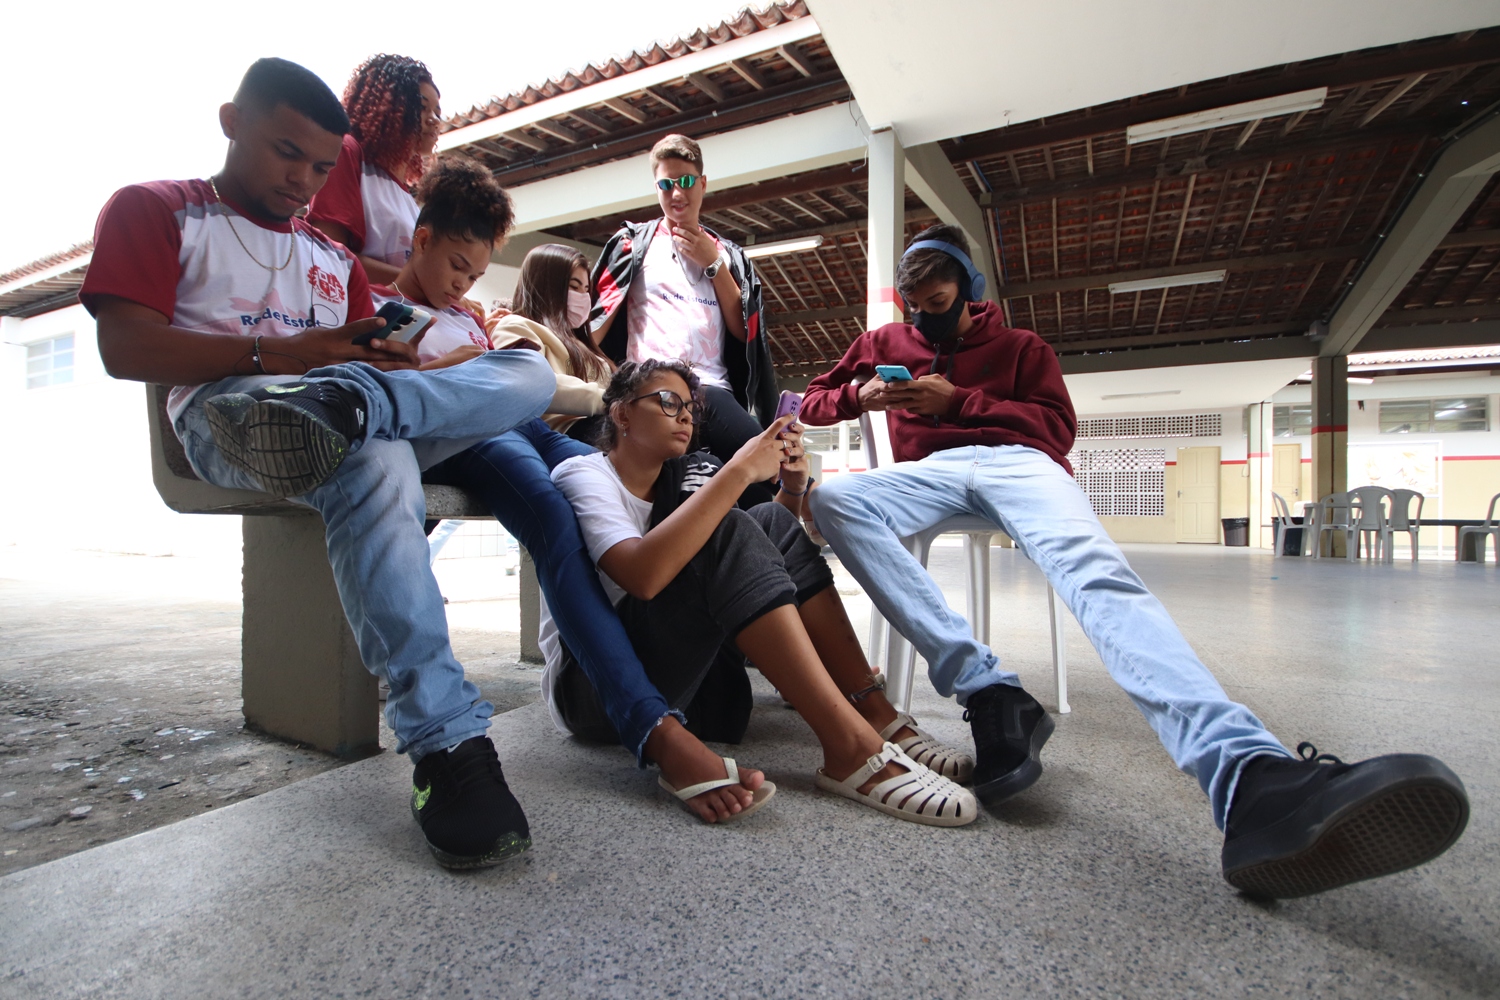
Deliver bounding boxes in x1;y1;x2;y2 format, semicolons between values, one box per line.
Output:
145;383;525;757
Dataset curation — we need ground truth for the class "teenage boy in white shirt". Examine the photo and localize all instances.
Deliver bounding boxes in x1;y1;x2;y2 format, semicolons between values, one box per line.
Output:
81;57;556;870
589;134;781;503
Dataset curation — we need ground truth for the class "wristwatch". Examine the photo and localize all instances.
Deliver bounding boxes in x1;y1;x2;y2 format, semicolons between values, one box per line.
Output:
704;254;725;279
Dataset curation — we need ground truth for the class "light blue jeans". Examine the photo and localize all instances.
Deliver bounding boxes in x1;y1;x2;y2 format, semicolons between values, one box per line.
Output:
809;443;1289;829
173;351;557;761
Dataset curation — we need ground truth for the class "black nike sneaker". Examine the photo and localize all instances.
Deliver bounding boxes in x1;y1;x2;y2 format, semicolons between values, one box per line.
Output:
1222;742;1468;899
411;736;531;870
204;380;367;497
964;682;1055;808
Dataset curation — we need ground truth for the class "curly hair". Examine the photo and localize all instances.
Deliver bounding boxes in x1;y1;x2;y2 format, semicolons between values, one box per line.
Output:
343;54;436;186
598;359;702;452
413;154;514;248
513;244;612;383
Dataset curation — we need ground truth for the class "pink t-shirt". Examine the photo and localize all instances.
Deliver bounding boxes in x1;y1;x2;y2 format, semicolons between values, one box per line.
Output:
625;221;729;389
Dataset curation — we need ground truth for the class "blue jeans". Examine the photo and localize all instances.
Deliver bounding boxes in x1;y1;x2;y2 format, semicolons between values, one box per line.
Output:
174;351;557;760
809;443;1290;829
424;419;674;763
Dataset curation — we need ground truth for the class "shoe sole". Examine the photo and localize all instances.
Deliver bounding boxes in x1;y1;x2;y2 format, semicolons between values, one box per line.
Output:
1222;754;1469;899
205;396;348;498
973;710;1055;809
410;800;532;870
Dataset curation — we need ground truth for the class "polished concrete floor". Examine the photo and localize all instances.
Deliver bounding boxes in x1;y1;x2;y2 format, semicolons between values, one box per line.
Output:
2;543;1496;999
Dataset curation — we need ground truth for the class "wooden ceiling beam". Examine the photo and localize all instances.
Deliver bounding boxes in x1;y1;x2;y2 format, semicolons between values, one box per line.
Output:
685;71;726;103
944;32;1500;162
600;97;648;124
999;241;1375;299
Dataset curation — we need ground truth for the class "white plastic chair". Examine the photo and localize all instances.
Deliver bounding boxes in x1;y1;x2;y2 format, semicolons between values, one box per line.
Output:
1350;486;1392;561
1270;492;1300;557
1384;489;1424;562
1458;493;1500;565
1311;493;1358;560
855;409;1070;715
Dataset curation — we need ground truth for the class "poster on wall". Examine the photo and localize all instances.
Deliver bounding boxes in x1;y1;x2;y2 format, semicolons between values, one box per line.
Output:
1347;441;1441;497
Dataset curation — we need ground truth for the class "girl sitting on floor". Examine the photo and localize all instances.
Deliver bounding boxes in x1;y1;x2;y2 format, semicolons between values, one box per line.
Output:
548;359;978;826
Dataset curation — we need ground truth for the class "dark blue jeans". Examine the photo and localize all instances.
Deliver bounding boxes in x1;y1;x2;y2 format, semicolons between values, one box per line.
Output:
424;418;673;762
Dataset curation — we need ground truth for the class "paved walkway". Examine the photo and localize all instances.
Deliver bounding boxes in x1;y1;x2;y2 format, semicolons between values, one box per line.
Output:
2;544;1496;998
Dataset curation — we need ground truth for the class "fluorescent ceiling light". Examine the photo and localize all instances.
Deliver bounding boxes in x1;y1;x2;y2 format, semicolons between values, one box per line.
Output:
743;235;824;259
1108;270;1225;295
1126;88;1327;145
1100;389;1181;400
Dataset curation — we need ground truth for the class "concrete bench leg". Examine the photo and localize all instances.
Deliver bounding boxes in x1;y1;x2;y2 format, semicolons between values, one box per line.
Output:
241;514;379;757
519;549;542;664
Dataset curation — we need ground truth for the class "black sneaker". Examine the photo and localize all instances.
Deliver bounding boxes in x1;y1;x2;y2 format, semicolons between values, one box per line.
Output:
411;736;531;870
204;381;367;497
964;682;1055;808
1222;742;1468;899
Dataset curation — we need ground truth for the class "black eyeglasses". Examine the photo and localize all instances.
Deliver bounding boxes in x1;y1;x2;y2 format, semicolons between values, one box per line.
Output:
629;389;702;422
655;174;699;192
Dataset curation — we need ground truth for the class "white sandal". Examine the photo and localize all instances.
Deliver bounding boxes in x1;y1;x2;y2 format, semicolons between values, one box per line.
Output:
658;756;775;823
815;742;977;827
880;712;975;783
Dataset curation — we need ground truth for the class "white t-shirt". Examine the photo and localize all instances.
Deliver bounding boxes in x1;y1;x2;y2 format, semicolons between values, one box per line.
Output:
538;451;654;735
371;286;490;364
359;166;419;268
79;179;371;423
625;221;730;389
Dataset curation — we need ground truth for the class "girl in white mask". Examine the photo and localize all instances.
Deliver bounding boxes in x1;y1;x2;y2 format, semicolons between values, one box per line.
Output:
490;244;614;441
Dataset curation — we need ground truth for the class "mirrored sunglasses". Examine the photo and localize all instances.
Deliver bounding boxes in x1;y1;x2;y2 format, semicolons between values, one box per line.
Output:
655;174;699;192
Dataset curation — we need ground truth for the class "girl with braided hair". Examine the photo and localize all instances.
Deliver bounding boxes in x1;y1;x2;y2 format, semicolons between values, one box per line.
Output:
309;54;441;285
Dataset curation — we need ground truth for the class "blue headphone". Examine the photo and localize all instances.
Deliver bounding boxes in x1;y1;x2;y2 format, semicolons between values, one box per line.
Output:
901;240;987;302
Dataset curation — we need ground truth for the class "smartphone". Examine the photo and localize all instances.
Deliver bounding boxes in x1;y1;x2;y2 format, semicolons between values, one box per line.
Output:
875;364;914;382
353;300;435;346
774;390;803;422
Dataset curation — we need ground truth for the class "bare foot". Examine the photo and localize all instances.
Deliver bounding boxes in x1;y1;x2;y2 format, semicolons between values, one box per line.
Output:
822;736;910;796
852;694;920;745
646;716;764;824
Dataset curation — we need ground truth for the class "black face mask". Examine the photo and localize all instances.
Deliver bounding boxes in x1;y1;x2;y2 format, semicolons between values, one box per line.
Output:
911;297;966;344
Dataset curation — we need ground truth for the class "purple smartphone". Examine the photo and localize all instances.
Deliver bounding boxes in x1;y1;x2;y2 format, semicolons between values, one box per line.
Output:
775;390;803;423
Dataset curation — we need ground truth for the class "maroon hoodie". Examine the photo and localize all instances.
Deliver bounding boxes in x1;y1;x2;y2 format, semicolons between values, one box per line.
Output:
801;301;1078;472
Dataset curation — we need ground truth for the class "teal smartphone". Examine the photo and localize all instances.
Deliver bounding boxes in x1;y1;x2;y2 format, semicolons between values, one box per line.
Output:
875;365;913;382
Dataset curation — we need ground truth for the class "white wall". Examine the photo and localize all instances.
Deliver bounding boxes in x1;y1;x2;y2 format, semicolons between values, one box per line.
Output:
0;305;242;558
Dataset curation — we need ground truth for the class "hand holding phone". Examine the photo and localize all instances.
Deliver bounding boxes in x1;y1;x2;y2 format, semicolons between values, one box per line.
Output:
353;300;435;346
875;364;914;383
774;390;803;425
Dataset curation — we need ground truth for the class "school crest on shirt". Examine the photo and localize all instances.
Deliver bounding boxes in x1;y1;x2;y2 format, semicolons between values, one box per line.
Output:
306;264;345;304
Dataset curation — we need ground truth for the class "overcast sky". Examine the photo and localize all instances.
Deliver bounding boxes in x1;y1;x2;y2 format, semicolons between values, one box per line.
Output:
0;0;749;273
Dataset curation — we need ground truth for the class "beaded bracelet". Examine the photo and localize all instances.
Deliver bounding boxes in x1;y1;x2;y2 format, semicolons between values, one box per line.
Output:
777;475;815;496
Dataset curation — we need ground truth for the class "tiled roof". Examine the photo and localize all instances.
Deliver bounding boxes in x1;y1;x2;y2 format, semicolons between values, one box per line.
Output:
441;1;810;133
0;241;93;290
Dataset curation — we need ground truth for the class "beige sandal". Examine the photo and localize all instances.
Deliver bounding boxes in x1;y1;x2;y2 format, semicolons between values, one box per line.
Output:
658;756;776;823
880;712;975;783
816;742;977;827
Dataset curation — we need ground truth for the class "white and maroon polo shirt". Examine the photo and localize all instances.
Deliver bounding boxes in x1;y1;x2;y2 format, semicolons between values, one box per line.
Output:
80;178;374;421
371;285;491;364
307;134;419;268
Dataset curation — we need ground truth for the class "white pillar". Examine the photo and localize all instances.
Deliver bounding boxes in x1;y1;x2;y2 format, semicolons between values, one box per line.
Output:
867;128;906;329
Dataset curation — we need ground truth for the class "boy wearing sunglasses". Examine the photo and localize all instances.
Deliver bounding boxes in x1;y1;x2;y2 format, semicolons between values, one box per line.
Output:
588;134;781;504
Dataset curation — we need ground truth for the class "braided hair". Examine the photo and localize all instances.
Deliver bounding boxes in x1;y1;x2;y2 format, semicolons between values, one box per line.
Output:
343;54;437;186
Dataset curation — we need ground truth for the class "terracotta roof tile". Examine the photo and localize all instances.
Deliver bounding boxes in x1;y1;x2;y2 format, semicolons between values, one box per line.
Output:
441;1;809;132
0;241;93;289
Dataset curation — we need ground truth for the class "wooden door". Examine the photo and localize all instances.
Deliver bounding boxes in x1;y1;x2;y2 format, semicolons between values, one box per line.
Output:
1272;443;1302;510
1175;446;1222;543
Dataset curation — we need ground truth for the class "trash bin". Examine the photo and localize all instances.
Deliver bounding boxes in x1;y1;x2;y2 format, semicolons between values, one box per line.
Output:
1222;517;1249;546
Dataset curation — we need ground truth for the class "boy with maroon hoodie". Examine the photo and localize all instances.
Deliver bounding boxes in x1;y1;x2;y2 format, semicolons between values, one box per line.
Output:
801;224;1468;898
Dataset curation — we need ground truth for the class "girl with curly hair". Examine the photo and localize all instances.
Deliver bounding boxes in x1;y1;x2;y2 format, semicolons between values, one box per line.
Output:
308;54;441;285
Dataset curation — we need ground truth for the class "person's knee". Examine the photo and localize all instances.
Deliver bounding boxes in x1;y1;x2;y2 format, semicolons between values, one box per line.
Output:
483;349;556;416
747;500;800;534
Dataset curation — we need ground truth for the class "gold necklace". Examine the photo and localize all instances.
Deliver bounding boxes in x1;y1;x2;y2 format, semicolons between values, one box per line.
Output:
208;176;295;272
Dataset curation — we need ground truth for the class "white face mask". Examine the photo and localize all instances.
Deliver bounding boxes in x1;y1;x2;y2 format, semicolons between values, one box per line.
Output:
566;289;591;330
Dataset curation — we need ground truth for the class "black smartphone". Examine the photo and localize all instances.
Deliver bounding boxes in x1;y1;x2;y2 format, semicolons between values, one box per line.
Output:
353;300;434;346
